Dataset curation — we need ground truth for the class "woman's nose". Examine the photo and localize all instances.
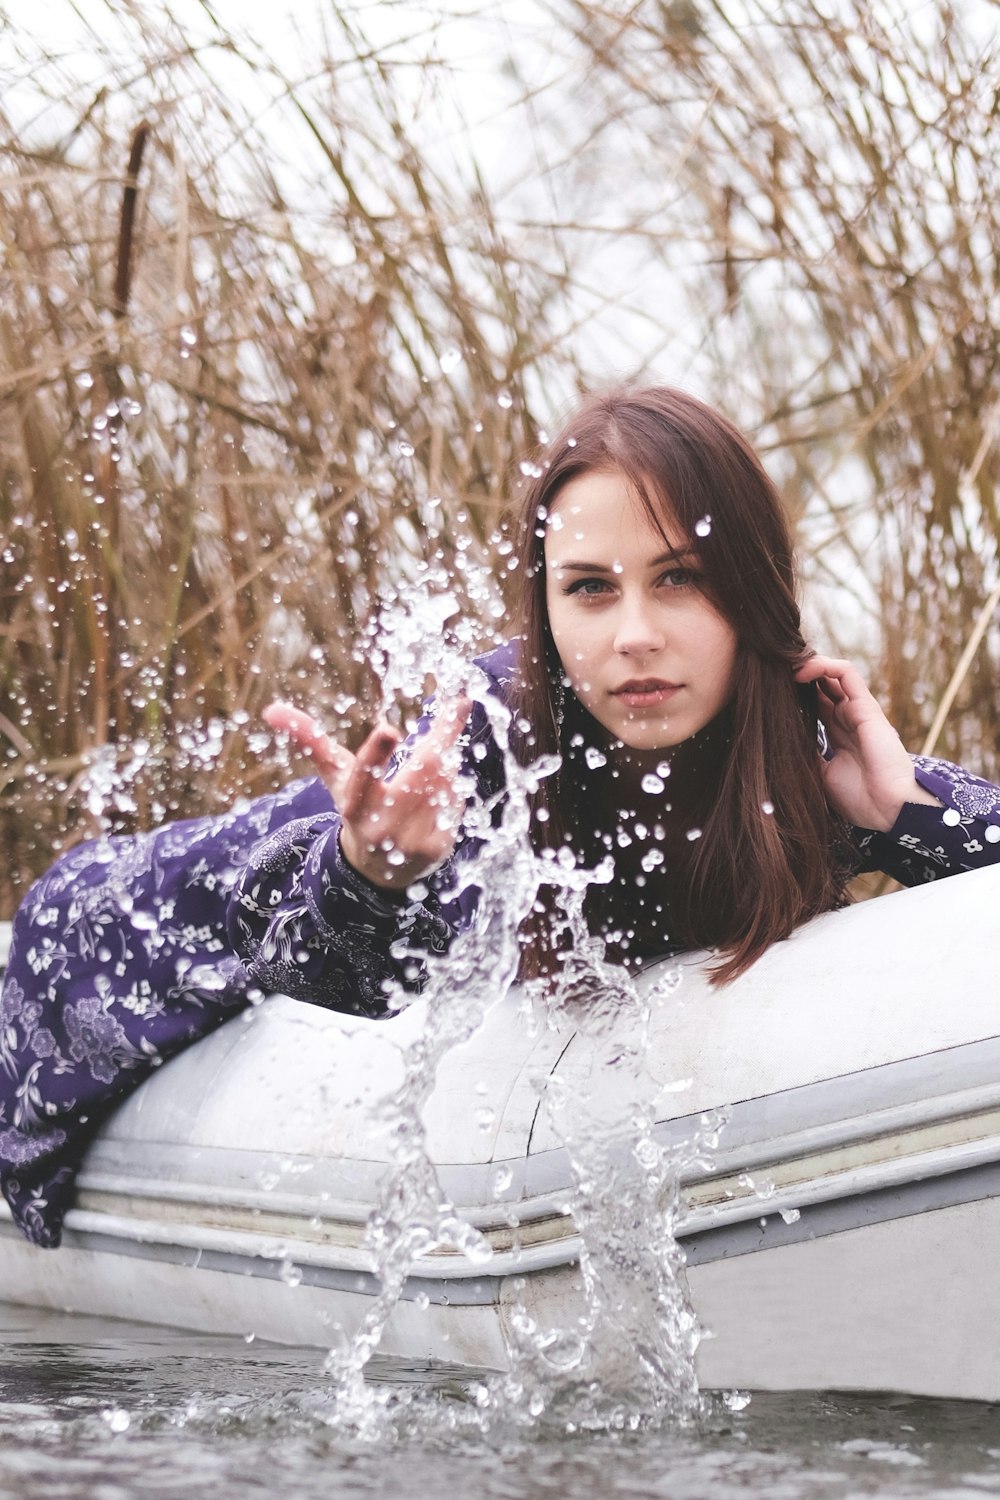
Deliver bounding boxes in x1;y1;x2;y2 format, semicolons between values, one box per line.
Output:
613;595;665;655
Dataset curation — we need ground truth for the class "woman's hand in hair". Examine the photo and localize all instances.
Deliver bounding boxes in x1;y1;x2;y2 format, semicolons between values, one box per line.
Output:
263;699;472;892
794;655;942;833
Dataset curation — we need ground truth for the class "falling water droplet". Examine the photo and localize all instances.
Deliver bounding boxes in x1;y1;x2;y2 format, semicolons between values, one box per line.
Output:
694;515;712;537
584;747;607;770
492;1163;513;1195
278;1258;303;1287
641;773;665;795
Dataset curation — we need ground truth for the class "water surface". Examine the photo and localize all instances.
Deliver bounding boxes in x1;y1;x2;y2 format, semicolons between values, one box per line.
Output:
0;1306;996;1500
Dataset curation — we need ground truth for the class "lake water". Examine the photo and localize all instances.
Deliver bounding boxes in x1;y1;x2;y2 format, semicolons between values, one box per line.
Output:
0;1305;997;1500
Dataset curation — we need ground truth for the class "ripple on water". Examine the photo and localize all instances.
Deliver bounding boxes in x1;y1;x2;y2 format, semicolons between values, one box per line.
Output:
0;1309;998;1500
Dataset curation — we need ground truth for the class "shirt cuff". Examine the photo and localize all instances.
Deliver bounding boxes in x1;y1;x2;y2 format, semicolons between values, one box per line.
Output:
881;758;1000;869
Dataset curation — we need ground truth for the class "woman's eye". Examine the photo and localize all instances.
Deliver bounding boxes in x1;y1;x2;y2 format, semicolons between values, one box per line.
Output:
659;567;698;589
566;578;612;598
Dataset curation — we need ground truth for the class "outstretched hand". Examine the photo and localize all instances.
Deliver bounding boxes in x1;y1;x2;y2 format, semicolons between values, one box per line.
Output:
263;698;472;892
794;655;941;832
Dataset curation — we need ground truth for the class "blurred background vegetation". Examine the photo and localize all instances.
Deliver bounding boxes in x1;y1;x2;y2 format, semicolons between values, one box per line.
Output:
2;0;999;915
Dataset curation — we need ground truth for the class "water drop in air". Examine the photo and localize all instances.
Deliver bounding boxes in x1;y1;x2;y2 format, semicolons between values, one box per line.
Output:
278;1259;303;1287
695;515;712;537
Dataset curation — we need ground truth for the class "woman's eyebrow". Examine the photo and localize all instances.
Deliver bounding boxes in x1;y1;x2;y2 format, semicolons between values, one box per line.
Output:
550;547;699;573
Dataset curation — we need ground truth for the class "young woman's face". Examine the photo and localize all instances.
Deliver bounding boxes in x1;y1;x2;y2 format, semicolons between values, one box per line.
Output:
544;469;738;751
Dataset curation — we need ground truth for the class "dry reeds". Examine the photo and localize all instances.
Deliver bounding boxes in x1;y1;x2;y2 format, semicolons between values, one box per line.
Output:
4;0;1000;917
0;3;577;913
553;0;1000;775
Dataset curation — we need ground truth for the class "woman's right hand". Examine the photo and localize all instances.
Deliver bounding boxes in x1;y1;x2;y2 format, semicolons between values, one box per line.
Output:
262;699;472;892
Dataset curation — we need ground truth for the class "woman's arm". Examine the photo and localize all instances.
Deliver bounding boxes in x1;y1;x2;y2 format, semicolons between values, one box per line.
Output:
794;654;1000;882
226;695;502;1015
852;756;1000;885
224;805;472;1016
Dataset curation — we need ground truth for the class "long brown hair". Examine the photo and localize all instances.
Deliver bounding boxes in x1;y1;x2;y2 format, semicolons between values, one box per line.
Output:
511;385;852;984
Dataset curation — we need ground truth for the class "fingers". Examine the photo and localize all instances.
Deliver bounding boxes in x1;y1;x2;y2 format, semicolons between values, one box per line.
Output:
266;693;473;890
264;703;350;774
793;656;874;711
340;724;401;821
264;701;361;808
795;654;850;690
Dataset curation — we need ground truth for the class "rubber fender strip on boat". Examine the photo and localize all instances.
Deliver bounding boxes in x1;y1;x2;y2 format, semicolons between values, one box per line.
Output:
73;1122;1000;1253
8;1202;586;1281
2;1159;999;1306
2;1123;996;1287
681;1158;1000;1266
74;1085;1000;1237
0;1212;505;1307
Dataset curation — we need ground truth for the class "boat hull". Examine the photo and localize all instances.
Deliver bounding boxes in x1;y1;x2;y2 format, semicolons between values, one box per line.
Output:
0;864;998;1398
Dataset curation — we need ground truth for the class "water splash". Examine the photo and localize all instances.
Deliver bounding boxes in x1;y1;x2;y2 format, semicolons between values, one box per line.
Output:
318;573;709;1438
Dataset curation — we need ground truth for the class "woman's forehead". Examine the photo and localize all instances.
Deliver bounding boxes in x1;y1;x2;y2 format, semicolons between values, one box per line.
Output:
545;469;685;554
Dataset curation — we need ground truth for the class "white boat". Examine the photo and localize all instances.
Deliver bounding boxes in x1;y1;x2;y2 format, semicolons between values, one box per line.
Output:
0;863;998;1400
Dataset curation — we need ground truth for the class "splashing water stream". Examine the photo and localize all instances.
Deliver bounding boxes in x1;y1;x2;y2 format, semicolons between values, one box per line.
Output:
60;560;715;1439
317;581;710;1437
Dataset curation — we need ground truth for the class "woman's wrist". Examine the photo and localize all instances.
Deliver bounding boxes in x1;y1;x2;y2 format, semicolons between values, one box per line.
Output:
337;825;418;893
875;775;943;833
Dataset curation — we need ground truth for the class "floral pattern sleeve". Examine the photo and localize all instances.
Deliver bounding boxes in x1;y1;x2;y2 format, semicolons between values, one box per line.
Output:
0;779;342;1247
0;674;510;1250
852;755;1000;882
224;810;473;1017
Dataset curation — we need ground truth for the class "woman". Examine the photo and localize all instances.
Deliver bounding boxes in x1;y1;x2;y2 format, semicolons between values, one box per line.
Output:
3;385;999;1248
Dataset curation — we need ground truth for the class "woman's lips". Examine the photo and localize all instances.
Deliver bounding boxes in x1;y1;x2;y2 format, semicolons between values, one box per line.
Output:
612;680;681;708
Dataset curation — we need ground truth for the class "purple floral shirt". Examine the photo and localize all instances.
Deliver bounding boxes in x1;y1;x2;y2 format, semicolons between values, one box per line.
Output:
3;644;1000;1247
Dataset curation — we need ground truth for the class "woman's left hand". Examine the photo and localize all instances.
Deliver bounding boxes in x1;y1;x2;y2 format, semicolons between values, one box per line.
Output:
794;654;941;832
